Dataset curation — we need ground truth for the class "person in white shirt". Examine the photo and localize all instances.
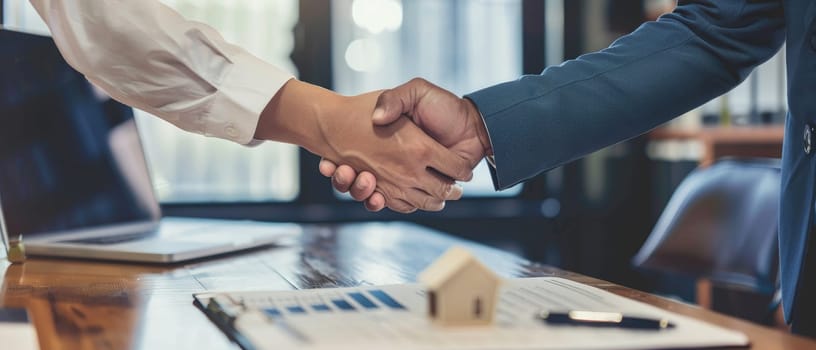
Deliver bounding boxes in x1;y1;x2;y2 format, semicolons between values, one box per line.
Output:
26;0;472;213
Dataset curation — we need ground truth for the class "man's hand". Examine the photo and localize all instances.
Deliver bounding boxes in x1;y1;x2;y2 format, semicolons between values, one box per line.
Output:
256;79;472;213
318;161;389;212
373;78;492;165
320;78;492;212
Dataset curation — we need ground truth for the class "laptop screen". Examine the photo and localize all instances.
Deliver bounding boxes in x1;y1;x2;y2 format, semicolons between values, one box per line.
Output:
0;29;160;239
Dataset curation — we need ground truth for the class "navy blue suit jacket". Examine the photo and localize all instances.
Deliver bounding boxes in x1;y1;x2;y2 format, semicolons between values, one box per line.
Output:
466;0;812;322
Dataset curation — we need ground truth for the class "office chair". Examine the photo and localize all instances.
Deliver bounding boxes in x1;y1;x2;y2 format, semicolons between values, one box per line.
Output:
633;158;781;325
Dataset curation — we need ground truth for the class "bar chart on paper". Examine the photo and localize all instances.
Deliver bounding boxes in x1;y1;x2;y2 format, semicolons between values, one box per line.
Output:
255;288;405;317
194;277;748;350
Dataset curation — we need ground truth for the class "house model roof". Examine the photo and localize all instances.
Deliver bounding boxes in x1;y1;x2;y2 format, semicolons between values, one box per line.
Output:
418;246;499;289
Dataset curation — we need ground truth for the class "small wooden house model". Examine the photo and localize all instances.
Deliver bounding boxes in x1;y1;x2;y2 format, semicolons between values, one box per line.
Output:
418;246;502;326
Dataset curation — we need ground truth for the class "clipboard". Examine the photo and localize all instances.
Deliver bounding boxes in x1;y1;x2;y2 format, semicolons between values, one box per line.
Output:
194;277;748;350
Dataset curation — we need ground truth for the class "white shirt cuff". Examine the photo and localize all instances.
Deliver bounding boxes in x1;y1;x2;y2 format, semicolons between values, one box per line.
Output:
204;52;294;145
474;108;497;169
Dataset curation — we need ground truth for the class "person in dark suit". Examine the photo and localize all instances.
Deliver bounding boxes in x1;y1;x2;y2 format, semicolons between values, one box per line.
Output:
322;0;816;335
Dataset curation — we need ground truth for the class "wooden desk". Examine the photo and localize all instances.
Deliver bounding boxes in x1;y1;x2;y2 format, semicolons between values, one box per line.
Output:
649;126;785;167
1;222;813;349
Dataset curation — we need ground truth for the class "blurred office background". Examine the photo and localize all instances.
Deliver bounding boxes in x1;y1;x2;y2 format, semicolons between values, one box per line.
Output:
2;0;787;325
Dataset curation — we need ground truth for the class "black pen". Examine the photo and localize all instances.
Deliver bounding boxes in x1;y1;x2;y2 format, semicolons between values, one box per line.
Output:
538;310;675;330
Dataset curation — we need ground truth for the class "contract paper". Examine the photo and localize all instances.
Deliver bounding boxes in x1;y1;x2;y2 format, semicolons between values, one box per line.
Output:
198;277;748;350
0;308;38;350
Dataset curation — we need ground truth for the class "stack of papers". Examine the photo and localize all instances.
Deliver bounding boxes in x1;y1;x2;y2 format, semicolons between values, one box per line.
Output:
195;277;748;350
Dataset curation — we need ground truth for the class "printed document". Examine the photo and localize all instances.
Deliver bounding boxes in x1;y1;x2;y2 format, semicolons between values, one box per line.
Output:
196;277;748;349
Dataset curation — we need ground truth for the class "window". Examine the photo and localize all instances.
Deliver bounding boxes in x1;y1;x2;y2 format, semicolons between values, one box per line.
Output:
137;0;302;203
331;0;525;197
3;0;49;34
3;0;301;203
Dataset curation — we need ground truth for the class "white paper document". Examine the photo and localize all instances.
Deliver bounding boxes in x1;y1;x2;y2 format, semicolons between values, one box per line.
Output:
198;277;748;350
0;308;39;350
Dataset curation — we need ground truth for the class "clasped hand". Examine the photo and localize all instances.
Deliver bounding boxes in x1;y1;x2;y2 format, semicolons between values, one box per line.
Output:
319;78;493;213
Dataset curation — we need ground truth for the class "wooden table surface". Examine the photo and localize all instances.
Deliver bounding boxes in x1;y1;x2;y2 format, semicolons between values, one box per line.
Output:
1;222;814;350
649;126;785;167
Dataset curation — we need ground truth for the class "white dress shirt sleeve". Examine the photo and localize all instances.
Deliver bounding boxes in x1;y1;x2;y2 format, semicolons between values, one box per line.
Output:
28;0;294;145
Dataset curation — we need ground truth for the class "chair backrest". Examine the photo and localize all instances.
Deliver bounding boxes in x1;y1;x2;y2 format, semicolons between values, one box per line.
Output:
632;158;780;293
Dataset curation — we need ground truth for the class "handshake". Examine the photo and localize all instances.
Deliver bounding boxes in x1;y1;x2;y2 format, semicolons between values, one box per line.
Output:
320;78;494;213
255;78;493;214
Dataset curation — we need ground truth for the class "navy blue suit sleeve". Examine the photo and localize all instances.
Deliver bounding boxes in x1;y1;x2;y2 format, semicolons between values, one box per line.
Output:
465;0;785;190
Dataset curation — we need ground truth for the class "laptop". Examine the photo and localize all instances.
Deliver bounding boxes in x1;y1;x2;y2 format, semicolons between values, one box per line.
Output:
0;29;301;263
